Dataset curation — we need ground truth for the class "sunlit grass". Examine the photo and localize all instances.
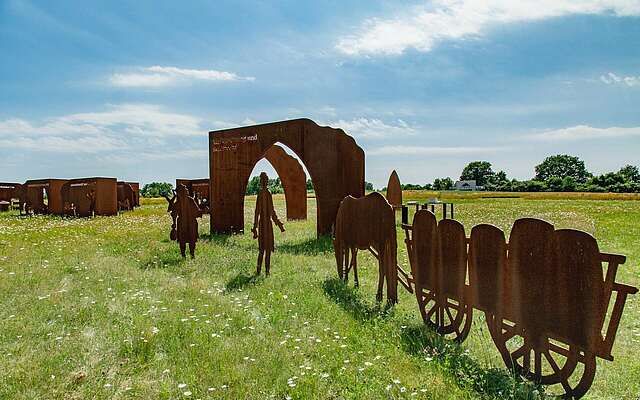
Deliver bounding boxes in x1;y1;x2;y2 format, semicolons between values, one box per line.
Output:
0;193;638;399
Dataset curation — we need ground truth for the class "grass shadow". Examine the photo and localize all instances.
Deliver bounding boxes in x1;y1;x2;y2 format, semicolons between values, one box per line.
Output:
322;277;393;322
226;271;264;292
199;232;231;245
278;236;334;255
140;248;184;269
400;325;543;399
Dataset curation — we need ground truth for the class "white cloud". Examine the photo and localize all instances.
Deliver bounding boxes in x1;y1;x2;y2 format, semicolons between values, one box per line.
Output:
110;66;255;87
368;145;503;156
0;136;125;153
337;0;640;55
528;125;640;141
600;72;640;87
0;104;206;138
332;118;415;139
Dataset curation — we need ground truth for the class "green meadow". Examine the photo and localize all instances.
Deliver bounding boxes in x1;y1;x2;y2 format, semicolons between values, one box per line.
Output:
1;194;638;399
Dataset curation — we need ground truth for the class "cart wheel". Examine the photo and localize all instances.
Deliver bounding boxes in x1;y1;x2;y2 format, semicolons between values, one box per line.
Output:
417;289;472;343
486;314;598;398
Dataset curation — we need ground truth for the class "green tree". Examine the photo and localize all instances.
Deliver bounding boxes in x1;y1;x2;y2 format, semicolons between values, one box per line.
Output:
433;177;453;190
618;164;640;182
365;181;374;191
534;154;591;183
460;161;495;186
306;179;314;192
141;182;173;198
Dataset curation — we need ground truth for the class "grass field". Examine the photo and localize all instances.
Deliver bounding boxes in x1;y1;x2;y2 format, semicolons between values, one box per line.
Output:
1;193;638;399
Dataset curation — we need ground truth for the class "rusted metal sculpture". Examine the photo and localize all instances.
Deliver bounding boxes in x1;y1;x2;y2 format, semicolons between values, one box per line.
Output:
23;179;67;215
164;190;178;240
264;144;307;220
386;170;402;208
0;183;25;212
117;181;136;211
401;213;637;398
176;178;211;214
333;192;399;303
210;118;364;236
252;172;285;275
127;182;140;207
61;178;117;217
170;184;203;258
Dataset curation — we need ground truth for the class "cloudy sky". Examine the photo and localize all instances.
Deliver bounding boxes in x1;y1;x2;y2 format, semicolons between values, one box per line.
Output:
1;0;639;188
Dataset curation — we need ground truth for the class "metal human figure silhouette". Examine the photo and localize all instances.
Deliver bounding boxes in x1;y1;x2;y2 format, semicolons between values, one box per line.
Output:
252;172;285;275
174;184;203;258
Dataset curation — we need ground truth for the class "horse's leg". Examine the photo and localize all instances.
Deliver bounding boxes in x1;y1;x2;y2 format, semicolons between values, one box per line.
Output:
342;247;351;283
376;248;384;302
353;248;359;288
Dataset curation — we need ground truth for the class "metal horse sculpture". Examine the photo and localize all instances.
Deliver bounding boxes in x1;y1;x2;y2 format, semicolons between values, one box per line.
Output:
333;192;398;303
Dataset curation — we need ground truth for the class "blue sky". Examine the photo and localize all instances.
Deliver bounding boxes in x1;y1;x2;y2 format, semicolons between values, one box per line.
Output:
1;0;639;188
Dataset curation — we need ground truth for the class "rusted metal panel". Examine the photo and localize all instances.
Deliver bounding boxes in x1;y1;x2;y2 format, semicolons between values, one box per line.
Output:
386;170;402;207
264;144;307;220
333;192;397;303
117;181;136;211
61;177;117;217
176;178;210;213
209;118;364;236
126;182;140;207
0;182;24;203
23;179;67;215
468;224;508;316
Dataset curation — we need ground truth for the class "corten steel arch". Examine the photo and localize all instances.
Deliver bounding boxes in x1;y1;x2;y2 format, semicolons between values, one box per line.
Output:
209;118;364;235
263;144;307;220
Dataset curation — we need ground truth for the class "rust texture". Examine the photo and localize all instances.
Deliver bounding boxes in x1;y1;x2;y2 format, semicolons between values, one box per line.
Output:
23;179;67;215
0;182;25;211
168;184;203;258
117;181;136;211
61;178;117;217
386;170;402;208
127;182;140;207
252;172;285;275
264;144;307;220
333;192;398;303
176;178;210;213
402;212;638;398
209;118;364;236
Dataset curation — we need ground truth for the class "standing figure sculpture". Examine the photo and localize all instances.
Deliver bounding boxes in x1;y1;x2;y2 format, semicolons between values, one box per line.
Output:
252;172;285;276
173;184;203;258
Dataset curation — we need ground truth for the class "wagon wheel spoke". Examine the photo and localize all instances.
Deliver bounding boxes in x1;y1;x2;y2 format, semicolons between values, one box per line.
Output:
445;304;455;324
544;350;573;394
534;351;542;379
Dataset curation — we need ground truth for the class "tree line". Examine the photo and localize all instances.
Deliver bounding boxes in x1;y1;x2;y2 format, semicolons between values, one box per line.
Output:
140;154;639;197
395;155;640;193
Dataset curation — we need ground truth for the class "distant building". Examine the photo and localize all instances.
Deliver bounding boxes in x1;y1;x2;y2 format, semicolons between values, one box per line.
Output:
454;180;478;191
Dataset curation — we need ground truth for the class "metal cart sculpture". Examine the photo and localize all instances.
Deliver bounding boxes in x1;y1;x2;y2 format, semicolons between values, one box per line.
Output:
401;210;637;399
